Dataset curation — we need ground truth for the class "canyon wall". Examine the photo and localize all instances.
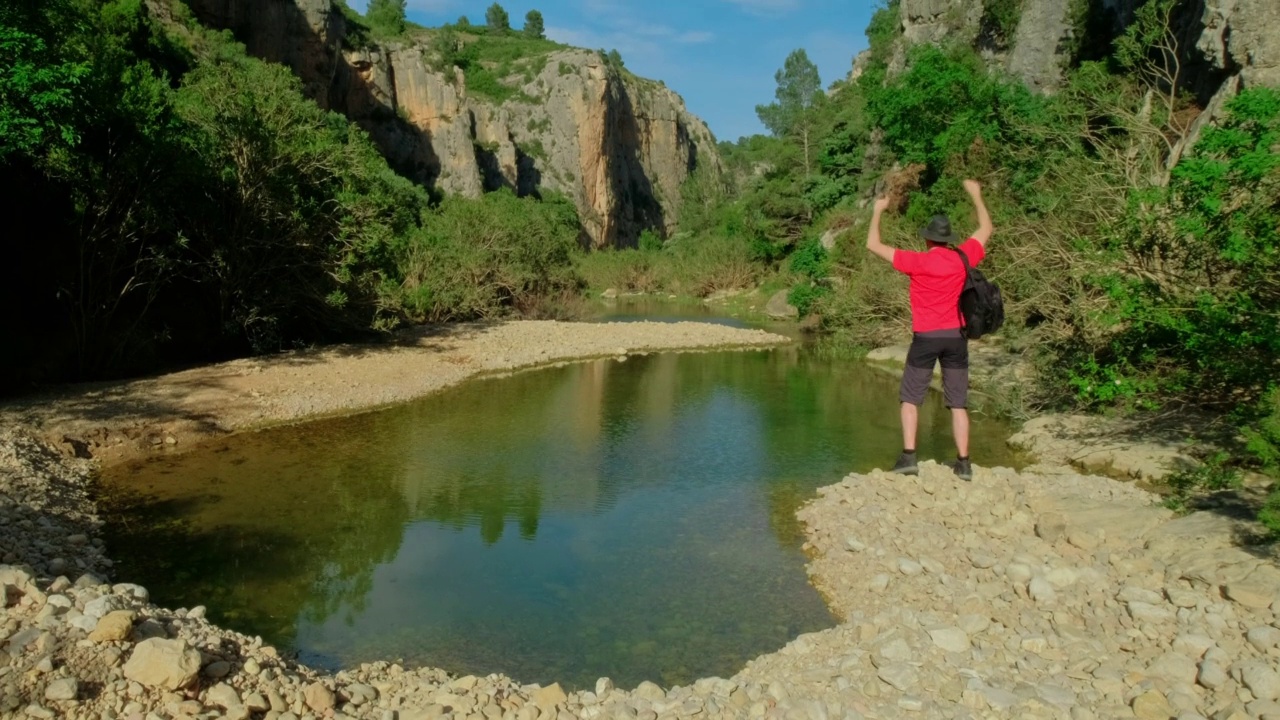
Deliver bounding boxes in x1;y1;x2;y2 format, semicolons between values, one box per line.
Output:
183;0;720;248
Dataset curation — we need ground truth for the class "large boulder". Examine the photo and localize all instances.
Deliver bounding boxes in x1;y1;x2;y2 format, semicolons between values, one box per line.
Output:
122;638;201;690
765;290;799;320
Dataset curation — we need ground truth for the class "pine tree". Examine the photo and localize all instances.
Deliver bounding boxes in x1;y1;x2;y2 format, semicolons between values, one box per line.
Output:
485;3;510;32
523;9;545;39
755;49;822;174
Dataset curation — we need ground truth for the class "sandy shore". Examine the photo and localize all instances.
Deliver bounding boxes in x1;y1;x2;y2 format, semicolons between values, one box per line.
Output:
0;321;790;467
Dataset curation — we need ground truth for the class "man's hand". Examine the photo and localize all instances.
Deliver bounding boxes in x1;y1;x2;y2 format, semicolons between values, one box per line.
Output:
866;196;896;263
964;179;993;246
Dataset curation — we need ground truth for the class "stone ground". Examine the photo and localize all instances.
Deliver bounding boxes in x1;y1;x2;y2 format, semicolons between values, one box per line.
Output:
2;324;1280;720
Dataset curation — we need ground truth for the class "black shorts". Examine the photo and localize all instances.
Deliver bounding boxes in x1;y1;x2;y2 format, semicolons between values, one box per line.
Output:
899;329;969;409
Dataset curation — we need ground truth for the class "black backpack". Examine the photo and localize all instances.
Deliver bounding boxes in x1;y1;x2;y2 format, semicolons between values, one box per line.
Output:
948;246;1004;340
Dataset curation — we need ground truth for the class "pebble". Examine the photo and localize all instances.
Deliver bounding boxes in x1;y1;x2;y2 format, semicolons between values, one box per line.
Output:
1246;626;1280;651
928;627;970;653
1029;577;1056;603
44;677;78;701
897;559;923;576
1241;663;1280;701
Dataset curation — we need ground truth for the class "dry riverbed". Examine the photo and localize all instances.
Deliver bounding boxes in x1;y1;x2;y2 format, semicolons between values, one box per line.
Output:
3;321;1280;720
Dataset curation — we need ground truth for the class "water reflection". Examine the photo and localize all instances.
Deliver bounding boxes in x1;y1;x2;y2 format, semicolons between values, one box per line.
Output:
102;349;1016;689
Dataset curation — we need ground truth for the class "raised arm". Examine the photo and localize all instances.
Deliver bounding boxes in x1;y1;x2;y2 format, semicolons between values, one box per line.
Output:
964;179;992;246
865;196;896;263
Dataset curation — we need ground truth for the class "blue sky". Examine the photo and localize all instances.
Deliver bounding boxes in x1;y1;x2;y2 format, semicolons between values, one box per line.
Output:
346;0;879;142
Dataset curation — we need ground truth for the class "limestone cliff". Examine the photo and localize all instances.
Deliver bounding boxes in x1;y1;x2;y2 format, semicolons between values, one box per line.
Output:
872;0;1279;104
182;0;719;248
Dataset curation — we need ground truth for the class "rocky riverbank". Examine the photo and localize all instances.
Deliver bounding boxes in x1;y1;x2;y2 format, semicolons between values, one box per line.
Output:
0;321;789;468
3;323;1280;720
7;429;1280;720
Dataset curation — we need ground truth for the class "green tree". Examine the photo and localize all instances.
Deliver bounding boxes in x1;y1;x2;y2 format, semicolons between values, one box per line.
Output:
0;0;89;158
756;49;823;175
456;15;470;27
485;3;510;32
365;0;406;35
523;9;545;39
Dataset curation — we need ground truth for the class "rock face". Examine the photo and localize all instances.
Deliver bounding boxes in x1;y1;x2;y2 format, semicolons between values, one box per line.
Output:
180;0;719;248
1194;0;1280;90
899;0;981;47
1005;0;1074;92
888;0;1279;107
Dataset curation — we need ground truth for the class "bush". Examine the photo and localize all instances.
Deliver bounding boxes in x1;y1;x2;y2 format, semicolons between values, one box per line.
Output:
175;43;428;350
788;282;830;317
638;228;664;252
867;45;1045;179
573;233;759;299
1079;88;1280;408
789;238;830;280
396;189;582;321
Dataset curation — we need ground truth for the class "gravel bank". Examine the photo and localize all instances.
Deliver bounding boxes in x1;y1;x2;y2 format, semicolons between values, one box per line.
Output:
7;449;1280;719
0;321;789;467
3;322;1280;720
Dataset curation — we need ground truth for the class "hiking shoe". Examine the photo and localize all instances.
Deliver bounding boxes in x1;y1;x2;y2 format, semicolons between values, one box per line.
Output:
892;452;919;476
952;457;973;481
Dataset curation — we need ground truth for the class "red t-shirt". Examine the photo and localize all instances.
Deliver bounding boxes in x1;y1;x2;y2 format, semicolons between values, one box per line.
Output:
892;238;986;333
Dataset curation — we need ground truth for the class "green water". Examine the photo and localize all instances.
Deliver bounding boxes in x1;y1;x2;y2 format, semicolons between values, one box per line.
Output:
101;347;1018;690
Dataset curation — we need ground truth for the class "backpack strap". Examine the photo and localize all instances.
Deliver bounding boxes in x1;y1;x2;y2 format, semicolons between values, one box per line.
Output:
947;246;971;336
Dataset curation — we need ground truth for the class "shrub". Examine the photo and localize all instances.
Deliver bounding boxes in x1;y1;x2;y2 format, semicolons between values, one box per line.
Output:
1080;88;1280;407
788;238;830;280
396;189;581;321
788;282;831;317
573;233;758;299
638;228;664;252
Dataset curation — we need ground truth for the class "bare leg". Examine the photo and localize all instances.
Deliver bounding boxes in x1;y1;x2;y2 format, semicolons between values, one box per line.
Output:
901;403;919;451
952;408;970;458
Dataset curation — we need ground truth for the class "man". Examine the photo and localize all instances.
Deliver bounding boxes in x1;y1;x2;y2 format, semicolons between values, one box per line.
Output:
865;179;992;480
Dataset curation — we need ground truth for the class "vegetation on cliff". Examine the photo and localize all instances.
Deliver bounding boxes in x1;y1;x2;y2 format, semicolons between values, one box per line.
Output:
0;0;582;391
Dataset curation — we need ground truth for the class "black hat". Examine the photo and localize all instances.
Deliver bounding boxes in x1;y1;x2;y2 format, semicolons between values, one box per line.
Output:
920;215;961;245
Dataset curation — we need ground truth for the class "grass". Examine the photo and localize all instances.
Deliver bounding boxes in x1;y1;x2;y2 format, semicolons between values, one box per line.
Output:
574;234;764;299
